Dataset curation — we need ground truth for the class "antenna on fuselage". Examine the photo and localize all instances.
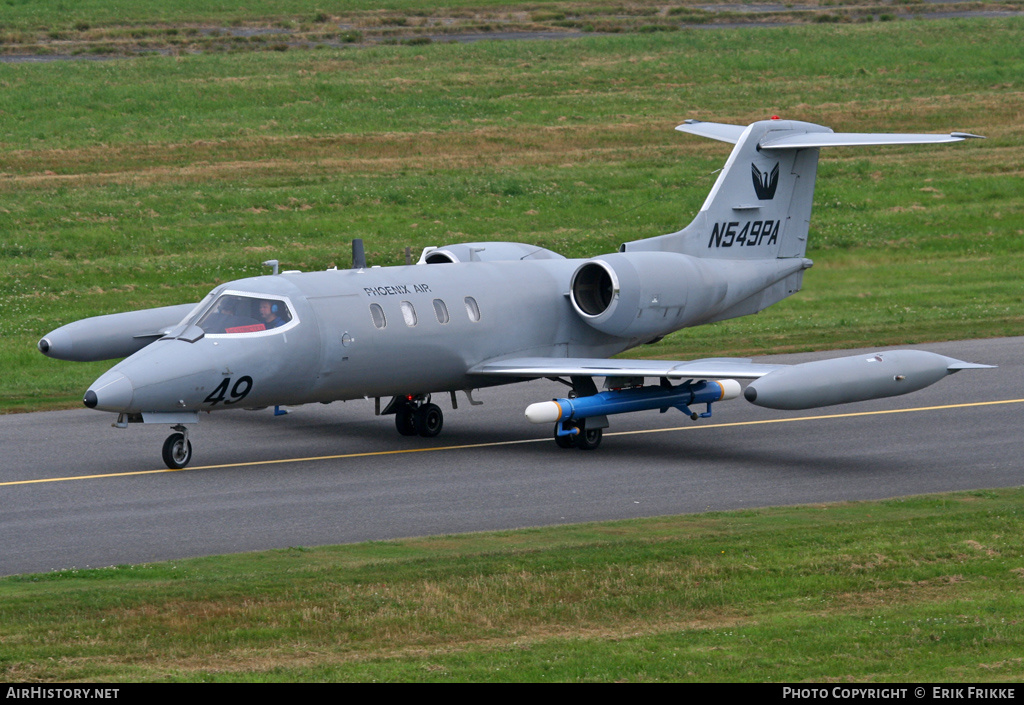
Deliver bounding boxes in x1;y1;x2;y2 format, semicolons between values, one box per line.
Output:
262;259;279;275
352;239;367;269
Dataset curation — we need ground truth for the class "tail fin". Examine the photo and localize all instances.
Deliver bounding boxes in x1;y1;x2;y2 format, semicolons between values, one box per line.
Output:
621;118;981;261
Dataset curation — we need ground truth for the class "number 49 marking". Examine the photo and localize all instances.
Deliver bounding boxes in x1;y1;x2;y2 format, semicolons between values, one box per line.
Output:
203;376;253;406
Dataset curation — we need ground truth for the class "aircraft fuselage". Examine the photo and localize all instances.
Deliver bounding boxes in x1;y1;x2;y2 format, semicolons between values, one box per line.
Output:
86;257;628;415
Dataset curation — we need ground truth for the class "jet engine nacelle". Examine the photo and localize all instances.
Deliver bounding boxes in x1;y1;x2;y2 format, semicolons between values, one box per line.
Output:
38;303;197;362
569;252;726;340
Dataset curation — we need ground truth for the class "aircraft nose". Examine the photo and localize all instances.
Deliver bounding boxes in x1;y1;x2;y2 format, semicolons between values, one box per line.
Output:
84;373;134;411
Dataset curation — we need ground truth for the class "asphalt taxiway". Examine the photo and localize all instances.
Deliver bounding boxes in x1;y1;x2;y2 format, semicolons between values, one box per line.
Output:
1;337;1020;576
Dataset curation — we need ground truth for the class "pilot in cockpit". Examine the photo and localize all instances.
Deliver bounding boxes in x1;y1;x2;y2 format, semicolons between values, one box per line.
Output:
259;300;286;329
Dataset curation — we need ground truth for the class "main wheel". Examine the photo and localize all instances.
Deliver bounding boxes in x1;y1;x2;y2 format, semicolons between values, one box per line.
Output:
414;403;443;437
395;408;417;436
161;432;193;469
575;426;602;451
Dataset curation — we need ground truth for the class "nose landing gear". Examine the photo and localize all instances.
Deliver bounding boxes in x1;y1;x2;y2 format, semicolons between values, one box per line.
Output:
162;424;193;469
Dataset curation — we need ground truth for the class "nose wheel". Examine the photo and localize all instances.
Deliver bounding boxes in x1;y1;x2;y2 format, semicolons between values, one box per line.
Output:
162;425;193;469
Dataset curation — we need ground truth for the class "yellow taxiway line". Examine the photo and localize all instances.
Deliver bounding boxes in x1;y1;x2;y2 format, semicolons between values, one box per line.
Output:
3;398;1022;487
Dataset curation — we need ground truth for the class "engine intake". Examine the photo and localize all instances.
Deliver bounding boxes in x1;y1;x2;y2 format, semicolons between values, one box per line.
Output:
571;260;617;316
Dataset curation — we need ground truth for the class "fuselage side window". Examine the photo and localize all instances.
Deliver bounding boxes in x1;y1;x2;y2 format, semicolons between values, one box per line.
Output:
370;303;387;329
400;301;418;327
197;294;293;334
464;296;481;323
433;298;450;324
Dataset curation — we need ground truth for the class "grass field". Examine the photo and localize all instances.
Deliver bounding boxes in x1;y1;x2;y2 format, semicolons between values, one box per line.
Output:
2;487;1023;682
3;14;1023;411
2;7;1023;682
4;1;1021;57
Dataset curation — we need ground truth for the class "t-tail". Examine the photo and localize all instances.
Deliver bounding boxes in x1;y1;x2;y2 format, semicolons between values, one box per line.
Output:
618;118;981;318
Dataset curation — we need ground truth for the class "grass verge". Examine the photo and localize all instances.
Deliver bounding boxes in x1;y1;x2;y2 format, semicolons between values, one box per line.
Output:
2;487;1023;681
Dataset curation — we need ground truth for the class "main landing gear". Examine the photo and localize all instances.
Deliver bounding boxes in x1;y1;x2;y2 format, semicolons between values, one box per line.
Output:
550;375;606;451
391;394;444;438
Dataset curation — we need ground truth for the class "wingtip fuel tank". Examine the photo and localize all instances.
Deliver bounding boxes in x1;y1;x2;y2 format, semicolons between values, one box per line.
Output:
742;350;993;410
39;303;197;362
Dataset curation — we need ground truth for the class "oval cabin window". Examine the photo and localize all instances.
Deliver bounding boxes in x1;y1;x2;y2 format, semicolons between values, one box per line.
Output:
369;303;386;329
400;301;418;327
464;296;481;323
433;299;450;324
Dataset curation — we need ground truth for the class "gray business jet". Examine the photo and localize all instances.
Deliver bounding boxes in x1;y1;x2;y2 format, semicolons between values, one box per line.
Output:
39;118;991;469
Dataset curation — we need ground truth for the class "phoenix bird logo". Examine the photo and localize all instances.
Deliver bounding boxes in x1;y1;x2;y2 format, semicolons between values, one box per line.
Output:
751;162;780;200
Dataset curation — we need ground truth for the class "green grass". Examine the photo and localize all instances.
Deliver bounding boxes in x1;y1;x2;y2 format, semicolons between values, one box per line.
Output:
3;0;1017;56
3;17;1023;411
0;0;527;28
3;488;1024;681
3;8;1024;683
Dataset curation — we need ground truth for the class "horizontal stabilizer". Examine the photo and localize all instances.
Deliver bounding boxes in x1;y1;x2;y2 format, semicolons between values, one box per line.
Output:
759;131;984;150
675;120;747;144
676;120;984;150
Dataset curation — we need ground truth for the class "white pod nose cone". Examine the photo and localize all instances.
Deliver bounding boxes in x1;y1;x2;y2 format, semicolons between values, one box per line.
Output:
716;378;742;401
525;401;564;424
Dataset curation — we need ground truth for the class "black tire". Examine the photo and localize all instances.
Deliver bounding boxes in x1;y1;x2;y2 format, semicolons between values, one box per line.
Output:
161;432;193;469
414;403;443;437
395;408;417;436
575;426;603;451
554;424;576;449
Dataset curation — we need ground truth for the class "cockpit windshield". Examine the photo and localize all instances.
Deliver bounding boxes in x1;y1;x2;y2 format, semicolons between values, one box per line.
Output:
196;294;294;335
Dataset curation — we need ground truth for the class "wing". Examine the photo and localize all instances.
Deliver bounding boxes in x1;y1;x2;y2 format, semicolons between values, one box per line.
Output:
467;356;783;380
471;351;993;416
